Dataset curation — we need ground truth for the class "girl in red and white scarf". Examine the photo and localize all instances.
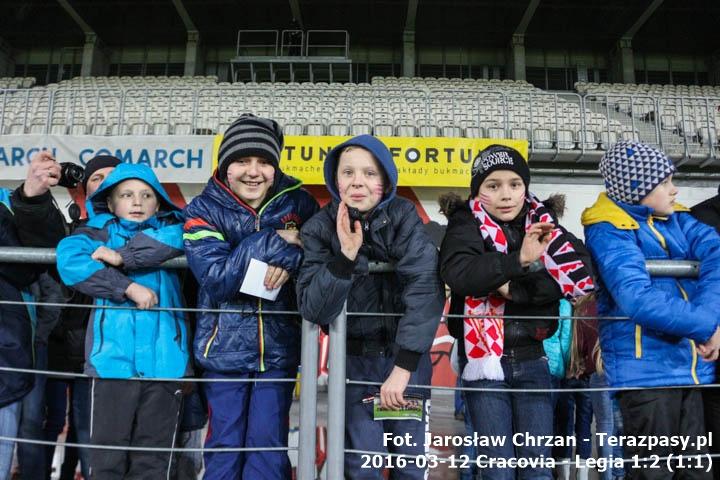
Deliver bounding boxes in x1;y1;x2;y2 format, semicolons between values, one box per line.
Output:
439;144;594;479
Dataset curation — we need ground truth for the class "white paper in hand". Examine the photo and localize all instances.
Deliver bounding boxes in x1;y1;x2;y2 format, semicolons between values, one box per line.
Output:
239;258;281;301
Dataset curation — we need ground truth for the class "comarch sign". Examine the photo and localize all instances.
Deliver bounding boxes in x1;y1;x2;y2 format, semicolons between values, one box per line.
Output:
1;134;528;186
0;134;210;183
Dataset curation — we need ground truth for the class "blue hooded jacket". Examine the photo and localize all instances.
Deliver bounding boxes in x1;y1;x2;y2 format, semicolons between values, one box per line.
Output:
183;168;318;374
297;135;445;374
57;164;190;379
582;193;720;388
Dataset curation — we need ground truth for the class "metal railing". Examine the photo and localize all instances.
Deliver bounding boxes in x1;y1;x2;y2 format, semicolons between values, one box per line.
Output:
0;247;706;478
2;85;719;163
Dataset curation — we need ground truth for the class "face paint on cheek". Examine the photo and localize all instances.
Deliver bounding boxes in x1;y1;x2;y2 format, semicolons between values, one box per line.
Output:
478;192;492;206
371;183;384;199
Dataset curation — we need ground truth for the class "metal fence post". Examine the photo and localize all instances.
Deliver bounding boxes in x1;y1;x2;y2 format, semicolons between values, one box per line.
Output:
297;319;320;480
326;302;347;479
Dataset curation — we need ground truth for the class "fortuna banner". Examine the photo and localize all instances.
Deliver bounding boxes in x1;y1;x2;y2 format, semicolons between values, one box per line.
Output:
1;134;528;186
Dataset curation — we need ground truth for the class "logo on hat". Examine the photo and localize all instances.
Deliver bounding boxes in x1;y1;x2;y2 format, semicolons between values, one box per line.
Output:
473;150;515;176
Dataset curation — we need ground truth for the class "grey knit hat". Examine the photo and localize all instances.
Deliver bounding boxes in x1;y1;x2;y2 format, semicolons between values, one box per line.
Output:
217;114;284;180
599;141;676;204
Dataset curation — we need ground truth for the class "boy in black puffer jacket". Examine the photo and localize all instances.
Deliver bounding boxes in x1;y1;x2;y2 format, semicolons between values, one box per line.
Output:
692;188;720;480
440;145;594;480
297;134;444;479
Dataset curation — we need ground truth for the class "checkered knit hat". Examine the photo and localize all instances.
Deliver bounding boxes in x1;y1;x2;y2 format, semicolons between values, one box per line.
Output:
599;141;676;204
217;114;284;180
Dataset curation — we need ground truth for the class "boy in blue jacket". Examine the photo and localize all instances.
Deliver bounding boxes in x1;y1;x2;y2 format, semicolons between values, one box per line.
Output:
183;114;318;479
297;135;444;479
583;141;720;479
57;163;190;479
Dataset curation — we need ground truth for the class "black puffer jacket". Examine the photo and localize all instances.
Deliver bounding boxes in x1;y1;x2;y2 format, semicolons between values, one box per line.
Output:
297;135;445;372
0;187;65;407
440;193;592;360
691;187;720;233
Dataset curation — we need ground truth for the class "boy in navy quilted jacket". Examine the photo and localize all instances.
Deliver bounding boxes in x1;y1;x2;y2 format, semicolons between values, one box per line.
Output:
183;115;318;480
583;141;720;478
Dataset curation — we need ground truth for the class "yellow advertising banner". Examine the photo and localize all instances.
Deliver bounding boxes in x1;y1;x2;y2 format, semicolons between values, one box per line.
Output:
212;135;529;187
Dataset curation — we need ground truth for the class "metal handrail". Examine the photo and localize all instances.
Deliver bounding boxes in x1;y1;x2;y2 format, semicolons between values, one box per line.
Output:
236;30;279;57
1;86;719;166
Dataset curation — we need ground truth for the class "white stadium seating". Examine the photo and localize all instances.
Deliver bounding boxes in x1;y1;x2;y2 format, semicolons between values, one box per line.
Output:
1;75;718;159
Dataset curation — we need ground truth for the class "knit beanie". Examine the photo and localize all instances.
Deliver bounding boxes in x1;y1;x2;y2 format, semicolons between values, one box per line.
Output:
217;114;284;181
599;141;676;204
82;155;122;191
470;145;530;197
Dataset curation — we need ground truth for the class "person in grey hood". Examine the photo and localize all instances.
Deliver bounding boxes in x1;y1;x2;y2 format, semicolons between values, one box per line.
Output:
297;134;444;479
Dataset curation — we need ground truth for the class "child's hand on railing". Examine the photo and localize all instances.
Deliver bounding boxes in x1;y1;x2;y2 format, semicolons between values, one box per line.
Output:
698;326;720;361
125;282;158;309
92;246;123;267
276;229;303;248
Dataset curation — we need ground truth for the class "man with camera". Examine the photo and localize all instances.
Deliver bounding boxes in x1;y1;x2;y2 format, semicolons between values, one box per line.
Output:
0;151;67;479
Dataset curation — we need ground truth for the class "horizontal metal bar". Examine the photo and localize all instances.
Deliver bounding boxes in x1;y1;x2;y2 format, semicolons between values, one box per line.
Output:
0;248;699;277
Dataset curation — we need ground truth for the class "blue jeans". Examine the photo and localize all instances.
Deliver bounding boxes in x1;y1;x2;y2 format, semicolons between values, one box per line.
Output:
18;343;48;479
589;372;625;479
464;356;554;480
344;354;432;480
0;401;21;480
460;392;479;480
555;377;593;459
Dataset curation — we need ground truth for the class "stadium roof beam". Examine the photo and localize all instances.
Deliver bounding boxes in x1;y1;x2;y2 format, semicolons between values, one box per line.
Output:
514;0;541;35
616;0;664;84
288;0;304;30
623;0;665;40
509;0;540;81
171;0;202;76
402;0;419;77
56;0;108;76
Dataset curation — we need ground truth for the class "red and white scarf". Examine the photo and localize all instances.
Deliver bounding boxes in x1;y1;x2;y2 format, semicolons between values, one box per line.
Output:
463;194;595;381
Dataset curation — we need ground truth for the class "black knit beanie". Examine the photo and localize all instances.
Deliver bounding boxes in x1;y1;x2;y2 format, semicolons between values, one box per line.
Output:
217;114;284;181
470;145;530;197
82;155;122;191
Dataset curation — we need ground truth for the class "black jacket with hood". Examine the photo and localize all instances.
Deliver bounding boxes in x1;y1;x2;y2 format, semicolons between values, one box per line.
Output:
296;135;445;372
0;187;66;407
440;192;593;361
691;186;720;233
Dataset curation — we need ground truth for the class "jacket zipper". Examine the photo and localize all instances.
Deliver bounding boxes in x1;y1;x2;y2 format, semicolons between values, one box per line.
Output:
646;216;699;383
254;182;303;372
96;305;106;354
203;324;219;358
201;180;303;362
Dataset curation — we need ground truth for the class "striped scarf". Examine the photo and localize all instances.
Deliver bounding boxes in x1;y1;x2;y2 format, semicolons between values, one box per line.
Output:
463;194;595;381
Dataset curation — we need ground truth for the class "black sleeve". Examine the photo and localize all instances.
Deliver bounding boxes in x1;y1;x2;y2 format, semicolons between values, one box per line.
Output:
296;213;357;326
439;208;526;298
690;201;720;234
0;205;39;289
11;186;67;248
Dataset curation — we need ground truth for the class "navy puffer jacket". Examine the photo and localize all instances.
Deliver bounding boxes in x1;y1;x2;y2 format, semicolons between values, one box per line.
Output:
184;172;318;373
